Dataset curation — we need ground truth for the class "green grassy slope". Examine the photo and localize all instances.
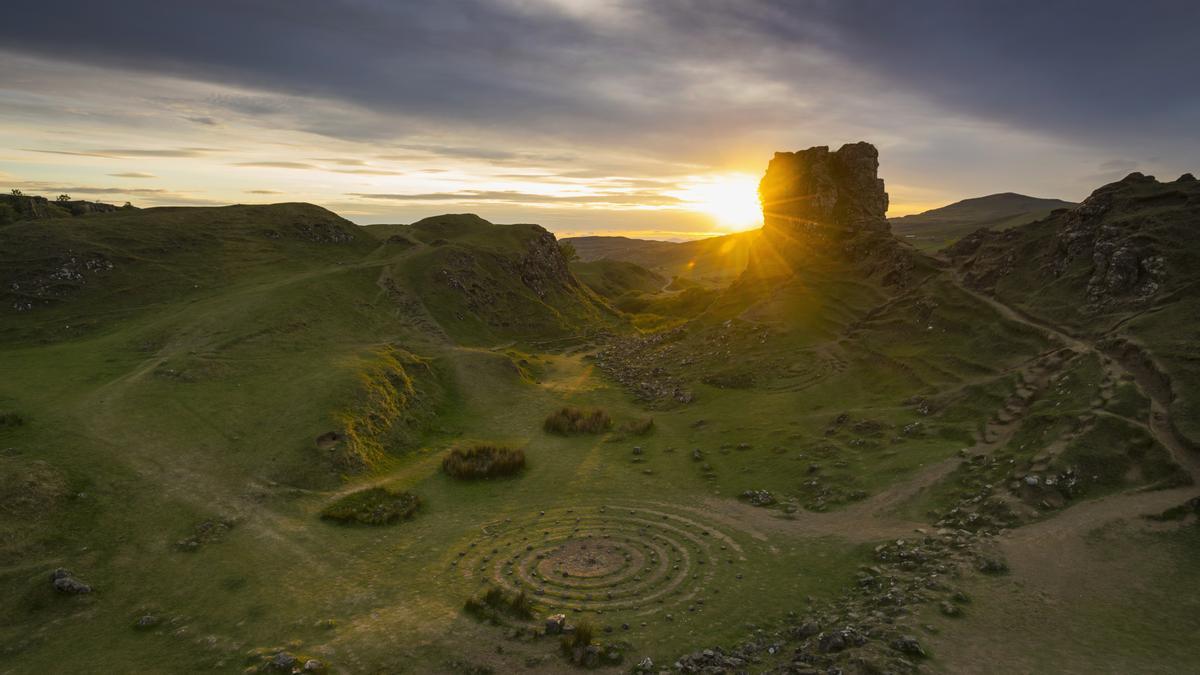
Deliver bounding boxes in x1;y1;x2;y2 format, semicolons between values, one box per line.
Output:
889;192;1076;251
569;259;666;299
1;189;1196;674
563;230;758;286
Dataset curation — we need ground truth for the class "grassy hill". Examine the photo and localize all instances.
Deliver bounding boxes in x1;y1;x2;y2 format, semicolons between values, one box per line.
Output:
569;259;666;299
563;230;758;286
890;192;1076;251
1;173;1197;674
947;172;1200;445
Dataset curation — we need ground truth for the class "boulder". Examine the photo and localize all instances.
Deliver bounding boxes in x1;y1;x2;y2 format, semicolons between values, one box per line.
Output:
49;568;92;594
891;635;926;658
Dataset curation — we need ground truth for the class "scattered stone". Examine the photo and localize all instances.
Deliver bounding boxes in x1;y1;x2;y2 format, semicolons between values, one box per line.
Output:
49;568;92;594
740;489;776;507
891;635;926;658
134;614;160;629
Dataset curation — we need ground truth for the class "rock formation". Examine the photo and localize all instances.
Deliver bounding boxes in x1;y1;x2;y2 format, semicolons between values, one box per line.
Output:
949;170;1199;312
751;142;915;286
758;141;889;234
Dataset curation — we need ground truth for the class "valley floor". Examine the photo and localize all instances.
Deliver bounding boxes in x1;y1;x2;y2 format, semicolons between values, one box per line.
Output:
2;224;1198;675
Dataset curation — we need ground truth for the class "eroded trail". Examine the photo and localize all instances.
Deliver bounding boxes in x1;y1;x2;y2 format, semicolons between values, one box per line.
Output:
947;268;1200;487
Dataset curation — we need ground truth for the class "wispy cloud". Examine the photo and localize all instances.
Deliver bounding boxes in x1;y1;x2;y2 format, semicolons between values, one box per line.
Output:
349;189;683;207
107;171;157;178
232;161;318;170
27;147;219;159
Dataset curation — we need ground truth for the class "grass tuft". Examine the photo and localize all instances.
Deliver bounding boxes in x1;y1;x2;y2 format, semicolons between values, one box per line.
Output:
442;445;526;479
464;586;535;622
560;620;596;654
543;407;612;435
320;487;420;525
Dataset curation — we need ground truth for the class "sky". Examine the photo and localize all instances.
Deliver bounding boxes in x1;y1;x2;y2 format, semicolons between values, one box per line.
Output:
1;0;1197;239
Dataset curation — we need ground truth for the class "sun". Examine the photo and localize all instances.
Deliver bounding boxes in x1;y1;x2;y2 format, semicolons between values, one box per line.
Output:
676;173;763;231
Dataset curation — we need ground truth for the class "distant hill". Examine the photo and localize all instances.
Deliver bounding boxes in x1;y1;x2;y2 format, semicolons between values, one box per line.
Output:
569;259;665;299
889;192;1076;251
563;230;758;286
374;214;618;345
2;208;615;347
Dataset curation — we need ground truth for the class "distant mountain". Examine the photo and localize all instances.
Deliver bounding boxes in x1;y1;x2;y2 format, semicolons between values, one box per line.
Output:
563;230;759;286
569;259;665;299
889;192;1076;251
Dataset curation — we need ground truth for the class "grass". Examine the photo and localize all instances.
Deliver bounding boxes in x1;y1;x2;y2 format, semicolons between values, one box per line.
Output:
320;487;421;525
463;586;534;622
562;620;595;652
441;444;526;479
543;407;612;435
0;185;1195;674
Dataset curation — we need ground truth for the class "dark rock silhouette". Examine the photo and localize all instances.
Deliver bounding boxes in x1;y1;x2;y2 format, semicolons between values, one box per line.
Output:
758;141;889;233
750;142;916;287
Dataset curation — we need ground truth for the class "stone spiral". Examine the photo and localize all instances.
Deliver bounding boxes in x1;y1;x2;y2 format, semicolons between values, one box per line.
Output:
451;503;745;617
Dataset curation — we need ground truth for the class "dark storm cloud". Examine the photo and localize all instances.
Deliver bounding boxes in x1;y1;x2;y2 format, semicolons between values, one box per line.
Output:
777;0;1200;141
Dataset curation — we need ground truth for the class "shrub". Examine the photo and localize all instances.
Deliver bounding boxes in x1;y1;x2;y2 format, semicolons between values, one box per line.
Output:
442;445;526;479
320;487;420;525
543;407;612;435
0;411;24;428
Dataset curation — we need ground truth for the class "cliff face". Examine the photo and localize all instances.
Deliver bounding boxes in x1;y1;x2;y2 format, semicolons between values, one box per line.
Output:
751;142;915;287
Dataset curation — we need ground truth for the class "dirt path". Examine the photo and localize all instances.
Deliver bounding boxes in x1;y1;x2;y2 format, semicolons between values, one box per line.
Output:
948;269;1200;487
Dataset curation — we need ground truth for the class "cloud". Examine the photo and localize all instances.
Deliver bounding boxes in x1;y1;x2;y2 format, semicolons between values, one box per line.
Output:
245;189;283;194
233;161;318;170
1;1;1197;233
107;172;157;178
349;189;683;207
27;147;218;158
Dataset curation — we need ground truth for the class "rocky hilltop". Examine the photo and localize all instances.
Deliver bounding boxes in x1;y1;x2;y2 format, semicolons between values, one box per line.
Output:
948;171;1199;317
0;193;126;223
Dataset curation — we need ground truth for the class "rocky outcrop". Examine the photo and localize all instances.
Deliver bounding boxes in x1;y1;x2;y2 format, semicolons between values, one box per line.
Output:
0;194;123;222
950;171;1199;312
758;141;889;233
1053;173;1168;304
752;142;916;287
516;227;577;299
